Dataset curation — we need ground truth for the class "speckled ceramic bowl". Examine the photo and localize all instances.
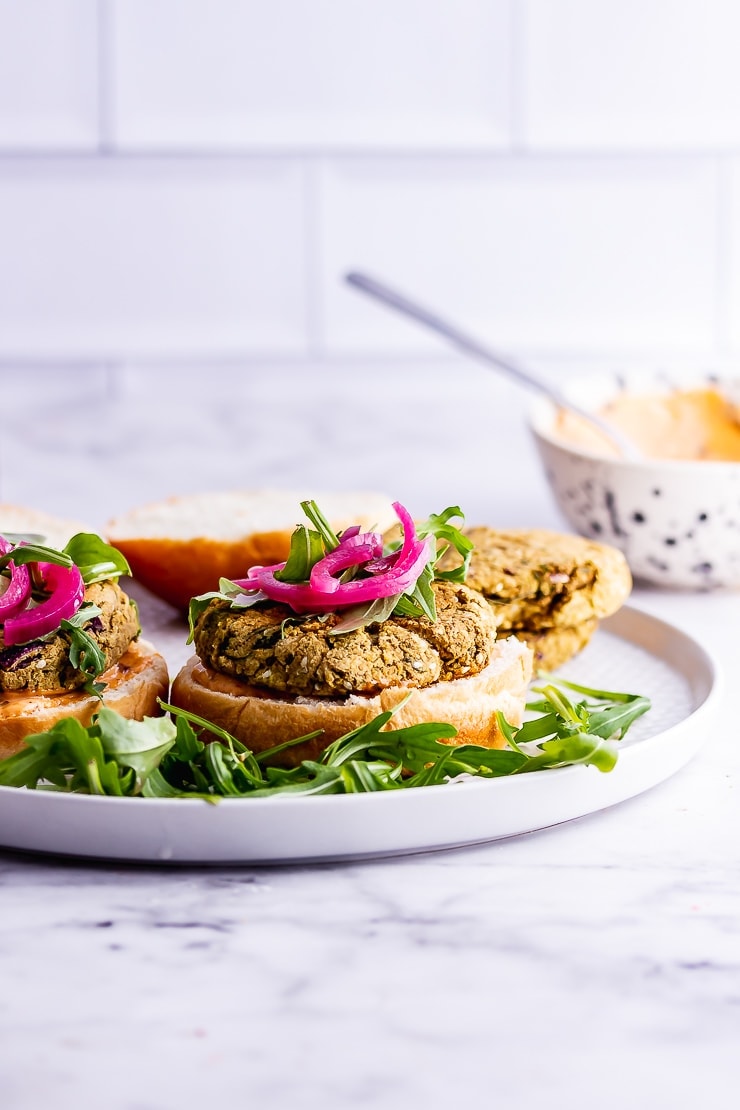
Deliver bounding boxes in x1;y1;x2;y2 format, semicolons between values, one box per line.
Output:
529;371;740;589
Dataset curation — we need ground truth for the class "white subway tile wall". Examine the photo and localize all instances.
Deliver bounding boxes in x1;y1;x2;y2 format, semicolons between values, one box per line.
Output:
112;0;512;150
522;0;740;150
319;157;718;355
0;0;738;369
0;0;99;148
0;160;307;358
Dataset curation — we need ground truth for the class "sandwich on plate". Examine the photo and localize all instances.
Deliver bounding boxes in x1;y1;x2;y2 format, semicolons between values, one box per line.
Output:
171;500;534;766
0;518;168;759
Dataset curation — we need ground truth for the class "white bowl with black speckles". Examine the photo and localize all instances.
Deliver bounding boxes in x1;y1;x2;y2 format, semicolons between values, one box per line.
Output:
529;370;740;589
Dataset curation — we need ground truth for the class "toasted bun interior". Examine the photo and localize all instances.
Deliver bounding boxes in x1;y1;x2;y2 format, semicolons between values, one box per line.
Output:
105;490;398;611
0;639;170;760
170;635;533;767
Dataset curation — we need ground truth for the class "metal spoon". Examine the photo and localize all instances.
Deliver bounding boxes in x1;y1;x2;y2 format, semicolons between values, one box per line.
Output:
344;271;640;459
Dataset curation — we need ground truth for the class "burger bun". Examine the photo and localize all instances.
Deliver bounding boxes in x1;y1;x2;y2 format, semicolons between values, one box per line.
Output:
170;635;533;767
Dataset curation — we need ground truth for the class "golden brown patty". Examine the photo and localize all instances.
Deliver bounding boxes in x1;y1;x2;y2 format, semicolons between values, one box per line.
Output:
513;619;599;674
456;528;632;632
0;579;140;693
192;580;498;698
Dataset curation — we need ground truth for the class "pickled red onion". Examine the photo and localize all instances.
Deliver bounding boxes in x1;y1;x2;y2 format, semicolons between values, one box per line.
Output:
309;532;384;594
2;561;85;646
236;502;431;614
0;537;32;621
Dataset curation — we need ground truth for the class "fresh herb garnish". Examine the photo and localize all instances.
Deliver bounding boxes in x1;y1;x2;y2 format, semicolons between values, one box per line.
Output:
0;543;73;575
63;533;131;585
274;525;326;583
0;680;650;797
59;603;107;697
187;577;264;643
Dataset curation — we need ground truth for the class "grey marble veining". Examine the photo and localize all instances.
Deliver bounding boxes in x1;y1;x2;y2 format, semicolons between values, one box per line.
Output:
1;364;739;1109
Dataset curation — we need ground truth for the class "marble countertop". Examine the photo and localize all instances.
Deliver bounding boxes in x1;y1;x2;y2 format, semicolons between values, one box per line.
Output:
1;364;739;1109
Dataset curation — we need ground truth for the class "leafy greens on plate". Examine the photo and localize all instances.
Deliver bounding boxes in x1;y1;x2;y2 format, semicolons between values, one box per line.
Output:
0;679;650;799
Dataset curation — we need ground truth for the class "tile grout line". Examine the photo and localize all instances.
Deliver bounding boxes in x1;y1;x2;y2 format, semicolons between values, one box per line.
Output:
96;0;114;154
508;0;526;154
2;147;740;164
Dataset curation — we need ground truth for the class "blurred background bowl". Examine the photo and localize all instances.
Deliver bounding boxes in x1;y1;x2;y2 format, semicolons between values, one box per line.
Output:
529;370;740;589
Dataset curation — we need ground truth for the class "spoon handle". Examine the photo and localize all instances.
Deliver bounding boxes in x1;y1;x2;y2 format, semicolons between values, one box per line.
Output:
345;271;638;459
345;271;561;400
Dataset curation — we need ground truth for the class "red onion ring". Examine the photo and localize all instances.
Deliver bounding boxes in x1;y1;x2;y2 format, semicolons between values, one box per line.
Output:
0;537;32;622
3;561;85;646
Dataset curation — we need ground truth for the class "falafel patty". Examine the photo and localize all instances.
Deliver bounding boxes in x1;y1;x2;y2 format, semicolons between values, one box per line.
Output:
454;527;632;631
515;618;599;673
0;579;140;693
192;580;498;698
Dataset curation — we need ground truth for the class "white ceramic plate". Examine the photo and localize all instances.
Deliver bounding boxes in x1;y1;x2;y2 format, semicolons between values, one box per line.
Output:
0;606;720;864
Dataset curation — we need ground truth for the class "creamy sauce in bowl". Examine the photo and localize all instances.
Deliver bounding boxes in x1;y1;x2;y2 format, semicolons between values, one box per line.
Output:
553;387;740;461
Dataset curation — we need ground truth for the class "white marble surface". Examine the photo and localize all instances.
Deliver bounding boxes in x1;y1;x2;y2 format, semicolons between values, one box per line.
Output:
1;363;739;1109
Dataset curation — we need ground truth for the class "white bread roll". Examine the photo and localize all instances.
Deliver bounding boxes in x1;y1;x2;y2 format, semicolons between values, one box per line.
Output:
171;635;533;767
0;640;170;760
0;504;91;551
105;490;397;611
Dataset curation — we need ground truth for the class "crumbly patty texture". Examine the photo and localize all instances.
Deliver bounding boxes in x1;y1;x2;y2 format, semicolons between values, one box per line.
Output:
192;581;498;698
0;579;140;693
513;619;599;674
454;528;632;632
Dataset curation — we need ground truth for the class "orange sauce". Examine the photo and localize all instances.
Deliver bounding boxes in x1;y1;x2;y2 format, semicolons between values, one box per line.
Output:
554;387;740;461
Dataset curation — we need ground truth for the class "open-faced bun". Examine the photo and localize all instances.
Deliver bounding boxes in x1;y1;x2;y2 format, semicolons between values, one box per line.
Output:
105;490;398;611
0;504;91;550
170;635;533;767
0;640;170;760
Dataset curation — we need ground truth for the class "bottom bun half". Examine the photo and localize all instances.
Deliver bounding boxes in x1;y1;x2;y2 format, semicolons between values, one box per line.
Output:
170;636;534;767
0;639;170;760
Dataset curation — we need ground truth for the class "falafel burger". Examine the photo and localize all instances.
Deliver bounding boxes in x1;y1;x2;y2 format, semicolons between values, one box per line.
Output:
0;530;169;758
171;501;533;766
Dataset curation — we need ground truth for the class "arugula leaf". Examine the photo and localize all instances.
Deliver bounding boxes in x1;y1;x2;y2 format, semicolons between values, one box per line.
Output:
499;679;651;774
0;717;131;795
416;506;473;582
392;561;437;621
299;500;340;550
0;678;651;798
63;533;131;585
330;593;401;633
94;707;177;790
0;543;73;574
187;577;266;642
59;603;107;697
0;532;46;546
275;525;326;583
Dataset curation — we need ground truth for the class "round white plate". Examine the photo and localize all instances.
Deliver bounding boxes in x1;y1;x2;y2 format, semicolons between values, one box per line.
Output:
0;606;720;864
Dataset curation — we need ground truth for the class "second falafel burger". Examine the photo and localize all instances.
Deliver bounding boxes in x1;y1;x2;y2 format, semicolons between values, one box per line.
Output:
0;529;169;758
171;501;533;766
